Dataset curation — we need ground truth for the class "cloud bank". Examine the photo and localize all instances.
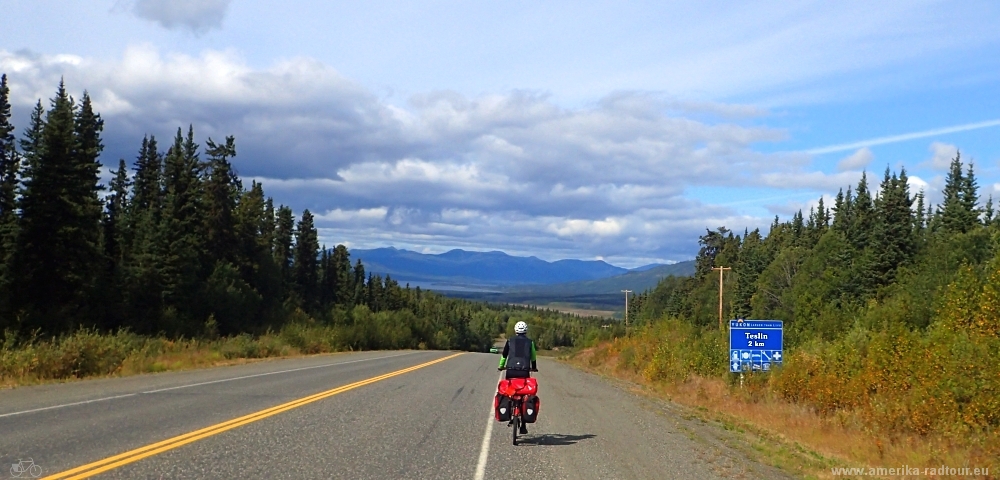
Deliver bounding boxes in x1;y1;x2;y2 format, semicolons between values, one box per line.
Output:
0;47;854;265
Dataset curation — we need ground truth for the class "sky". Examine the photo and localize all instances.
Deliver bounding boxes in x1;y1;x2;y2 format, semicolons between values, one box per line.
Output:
3;0;1000;267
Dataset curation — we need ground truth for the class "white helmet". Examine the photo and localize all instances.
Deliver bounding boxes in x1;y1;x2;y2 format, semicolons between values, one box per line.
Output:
514;321;528;334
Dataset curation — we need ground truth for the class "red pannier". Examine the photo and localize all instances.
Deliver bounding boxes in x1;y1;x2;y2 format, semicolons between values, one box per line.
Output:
497;377;538;397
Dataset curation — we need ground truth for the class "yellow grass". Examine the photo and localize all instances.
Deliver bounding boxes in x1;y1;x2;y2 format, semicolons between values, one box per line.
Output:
567;345;997;479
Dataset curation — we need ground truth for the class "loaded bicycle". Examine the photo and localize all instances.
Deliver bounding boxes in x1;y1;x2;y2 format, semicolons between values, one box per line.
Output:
495;368;541;445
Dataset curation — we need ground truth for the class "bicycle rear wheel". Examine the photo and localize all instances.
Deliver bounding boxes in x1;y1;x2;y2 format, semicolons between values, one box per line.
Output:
512;416;519;445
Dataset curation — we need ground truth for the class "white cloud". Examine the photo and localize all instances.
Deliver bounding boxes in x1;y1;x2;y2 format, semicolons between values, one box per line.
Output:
907;175;930;194
837;147;873;171
315;208;388;223
547;218;624;238
925;141;959;170
0;47;818;263
128;0;232;35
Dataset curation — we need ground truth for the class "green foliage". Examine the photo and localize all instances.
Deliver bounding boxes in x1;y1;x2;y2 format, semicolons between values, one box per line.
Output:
619;157;1000;446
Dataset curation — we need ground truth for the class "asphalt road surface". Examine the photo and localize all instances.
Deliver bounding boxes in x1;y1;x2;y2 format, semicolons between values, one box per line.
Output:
0;350;792;479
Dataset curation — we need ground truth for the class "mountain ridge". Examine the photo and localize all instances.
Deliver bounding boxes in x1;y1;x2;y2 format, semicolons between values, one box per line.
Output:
350;247;668;286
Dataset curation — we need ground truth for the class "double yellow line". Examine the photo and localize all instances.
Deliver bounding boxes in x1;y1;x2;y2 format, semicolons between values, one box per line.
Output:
43;352;463;480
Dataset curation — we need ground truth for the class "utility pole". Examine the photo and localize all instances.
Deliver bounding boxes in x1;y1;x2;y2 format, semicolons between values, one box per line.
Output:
711;267;731;331
621;289;632;335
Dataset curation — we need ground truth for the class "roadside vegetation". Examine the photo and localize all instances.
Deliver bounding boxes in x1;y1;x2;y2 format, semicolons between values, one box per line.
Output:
0;77;602;387
575;160;999;475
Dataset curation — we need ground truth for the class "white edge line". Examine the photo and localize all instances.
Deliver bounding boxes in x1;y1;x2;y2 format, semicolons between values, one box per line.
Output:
473;401;495;480
0;393;139;419
0;351;420;419
474;371;504;480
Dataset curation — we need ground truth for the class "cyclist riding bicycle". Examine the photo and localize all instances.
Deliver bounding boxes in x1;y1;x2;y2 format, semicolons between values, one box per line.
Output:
498;321;538;379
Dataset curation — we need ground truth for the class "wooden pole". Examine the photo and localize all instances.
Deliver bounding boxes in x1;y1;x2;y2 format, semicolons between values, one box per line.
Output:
711;267;731;331
621;289;632;335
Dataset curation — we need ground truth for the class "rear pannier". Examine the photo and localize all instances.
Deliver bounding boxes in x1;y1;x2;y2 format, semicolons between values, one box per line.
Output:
521;395;540;423
494;393;512;422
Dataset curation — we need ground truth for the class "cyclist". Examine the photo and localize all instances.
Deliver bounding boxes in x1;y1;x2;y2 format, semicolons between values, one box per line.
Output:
498;321;538;434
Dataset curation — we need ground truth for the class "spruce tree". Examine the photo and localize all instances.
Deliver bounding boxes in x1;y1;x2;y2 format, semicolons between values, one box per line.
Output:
130;136;163;221
104;159;131;275
961;162;981;228
0;74;20;322
203;136;239;266
914;190;926;235
15;82;104;333
159;127;204;331
292;209;319;311
352;259;366;306
984;195;994;227
938;152;978;234
869;167;914;287
273;205;295;292
850;172;874;250
0;74;16;221
331;244;352;305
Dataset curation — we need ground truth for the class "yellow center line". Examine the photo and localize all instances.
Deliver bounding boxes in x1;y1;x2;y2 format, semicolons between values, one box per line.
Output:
42;352;464;480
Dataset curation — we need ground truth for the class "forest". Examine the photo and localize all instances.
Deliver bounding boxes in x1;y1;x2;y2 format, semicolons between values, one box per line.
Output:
602;146;999;461
0;76;601;383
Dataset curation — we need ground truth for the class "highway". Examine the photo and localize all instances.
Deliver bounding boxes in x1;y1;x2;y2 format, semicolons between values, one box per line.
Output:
0;351;791;479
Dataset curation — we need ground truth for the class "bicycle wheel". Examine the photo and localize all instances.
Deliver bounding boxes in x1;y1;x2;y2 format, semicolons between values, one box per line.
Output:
512;416;519;445
29;464;42;477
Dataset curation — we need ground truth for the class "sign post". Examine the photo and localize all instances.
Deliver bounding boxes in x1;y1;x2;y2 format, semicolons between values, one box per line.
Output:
729;319;783;373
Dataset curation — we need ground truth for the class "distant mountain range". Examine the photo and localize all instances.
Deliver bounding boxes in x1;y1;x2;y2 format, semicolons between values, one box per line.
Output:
504;261;696;296
350;247;695;294
351;247;628;286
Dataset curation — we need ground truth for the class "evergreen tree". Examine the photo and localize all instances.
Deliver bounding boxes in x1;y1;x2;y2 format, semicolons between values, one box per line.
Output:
938;152;979;234
832;186;854;234
319;246;332;309
984;195;994;227
914;190;926;236
0;74;20;322
732;229;766;319
0;74;16;222
273;205;295;290
18;101;45;174
352;259;366;306
100;159;131;328
104;159;131;275
961;162;981;228
331;244;352;305
869;167;914;288
292;209;319;311
159;127;204;331
849;172;874;250
203;136;239;266
791;210;804;242
130;136;163;221
14;82;104;333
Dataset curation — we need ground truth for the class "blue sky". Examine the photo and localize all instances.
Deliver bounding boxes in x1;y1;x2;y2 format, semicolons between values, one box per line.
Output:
3;0;1000;267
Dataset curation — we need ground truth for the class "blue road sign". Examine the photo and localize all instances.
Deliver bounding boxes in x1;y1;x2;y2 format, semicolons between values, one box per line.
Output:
729;319;783;373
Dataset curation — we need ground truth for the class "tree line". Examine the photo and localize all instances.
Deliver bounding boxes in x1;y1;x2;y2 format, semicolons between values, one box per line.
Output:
0;76;596;351
618;150;1000;442
632;156;999;341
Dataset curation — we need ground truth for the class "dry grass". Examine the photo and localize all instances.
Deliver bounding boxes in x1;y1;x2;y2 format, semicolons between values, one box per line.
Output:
0;326;333;389
567;344;997;479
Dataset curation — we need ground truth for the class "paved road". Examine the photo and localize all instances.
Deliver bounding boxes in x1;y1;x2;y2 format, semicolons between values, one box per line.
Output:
0;350;791;479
